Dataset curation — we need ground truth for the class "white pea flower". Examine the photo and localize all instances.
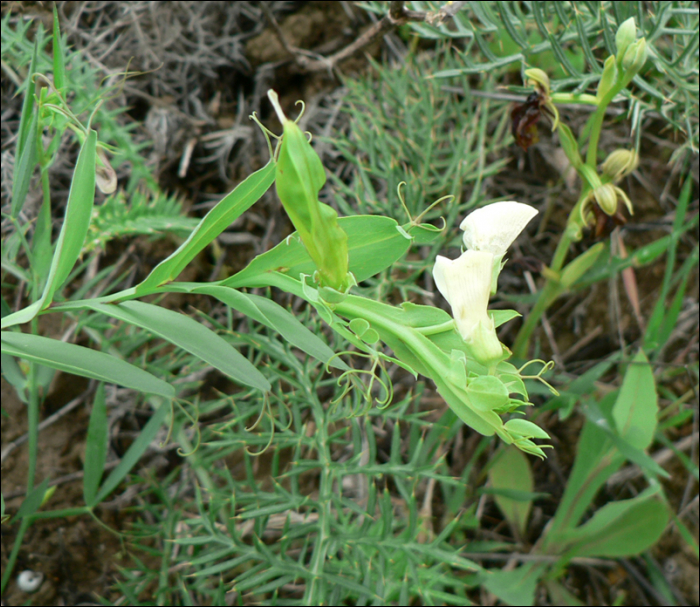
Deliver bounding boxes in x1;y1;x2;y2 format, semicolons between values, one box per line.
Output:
433;250;504;364
433;201;538;363
461;201;539;292
460;201;539;256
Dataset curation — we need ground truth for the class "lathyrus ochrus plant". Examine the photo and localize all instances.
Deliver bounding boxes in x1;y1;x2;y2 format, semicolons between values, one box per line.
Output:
233;90;555;458
510;17;651;357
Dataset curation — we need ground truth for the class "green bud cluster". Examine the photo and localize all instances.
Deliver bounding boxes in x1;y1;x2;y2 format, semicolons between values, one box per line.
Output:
269;91;350;291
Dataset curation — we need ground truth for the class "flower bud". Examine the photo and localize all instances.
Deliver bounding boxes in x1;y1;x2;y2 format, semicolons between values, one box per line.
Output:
581;183;634;228
596;55;618;100
593;183;620;216
615;17;637;63
268;90;349;290
524;68;551;97
621;38;648;74
601;149;639;182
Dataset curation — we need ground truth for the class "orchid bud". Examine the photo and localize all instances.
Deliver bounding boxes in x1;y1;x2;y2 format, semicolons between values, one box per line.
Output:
596;55;618;100
581;183;634;228
593;183;619;216
615;17;637;64
621;37;648;75
601;149;639;182
524;68;551;97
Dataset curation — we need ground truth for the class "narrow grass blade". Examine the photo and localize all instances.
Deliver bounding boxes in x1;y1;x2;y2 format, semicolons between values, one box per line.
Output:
136;161;275;293
92;401;170;504
1;331;174;398
191;285;347;370
2;129;97;329
83;383;108;507
83;300;270;392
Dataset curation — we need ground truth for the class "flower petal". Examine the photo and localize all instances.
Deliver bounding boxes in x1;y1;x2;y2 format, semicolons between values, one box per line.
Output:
460;202;538;255
433;250;493;339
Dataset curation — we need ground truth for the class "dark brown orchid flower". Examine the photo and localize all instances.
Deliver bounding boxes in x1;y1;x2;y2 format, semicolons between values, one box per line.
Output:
590;201;627;240
510;91;556;151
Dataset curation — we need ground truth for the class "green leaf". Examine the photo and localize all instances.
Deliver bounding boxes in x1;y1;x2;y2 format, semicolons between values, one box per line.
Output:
10;107;38;219
51;4;67;93
479;562;544;607
188;285;347;370
2;129;97;330
16;32;41;165
48;129;97;296
83;383;108;507
544;354;618;420
92;402;170;504
540;394;623;545
1;331;174;399
544;580;585;606
612;350;657;450
83;301;270;392
136;161;275;293
12;479;51;522
560;242;605;289
223;215;412;288
562;487;668;558
488;447;534;536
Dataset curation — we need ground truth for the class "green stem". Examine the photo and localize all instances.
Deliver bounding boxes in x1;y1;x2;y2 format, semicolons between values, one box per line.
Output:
303;388;332;604
511;187;588;358
414;320;456;336
513;73;629;358
0;518;31;593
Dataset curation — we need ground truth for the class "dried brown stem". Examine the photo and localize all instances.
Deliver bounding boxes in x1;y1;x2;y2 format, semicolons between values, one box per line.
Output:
263;1;465;73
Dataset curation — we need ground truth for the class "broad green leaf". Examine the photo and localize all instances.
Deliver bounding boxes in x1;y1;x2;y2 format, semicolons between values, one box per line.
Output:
83;301;270;392
92;402;169;504
223;215;412;288
1;331;174;399
612;350;657;450
605;430;669;479
562;487;668;558
544;580;585;606
136;161;275;293
540;393;624;545
83;383;108;507
488;447;534;536
479;561;544;607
